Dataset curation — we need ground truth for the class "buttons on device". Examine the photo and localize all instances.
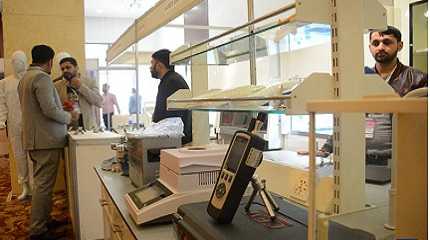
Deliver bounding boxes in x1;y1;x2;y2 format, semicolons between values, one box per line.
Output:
215;183;227;198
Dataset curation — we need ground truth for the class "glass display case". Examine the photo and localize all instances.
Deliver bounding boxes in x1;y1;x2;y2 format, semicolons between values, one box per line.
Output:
168;2;333;114
105;0;403;239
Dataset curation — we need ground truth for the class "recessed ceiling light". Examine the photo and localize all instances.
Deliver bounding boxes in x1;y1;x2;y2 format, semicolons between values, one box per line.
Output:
96;9;104;14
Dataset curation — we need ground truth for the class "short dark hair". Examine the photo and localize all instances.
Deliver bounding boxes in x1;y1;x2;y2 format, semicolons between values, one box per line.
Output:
60;57;78;67
369;25;402;42
32;45;55;64
152;49;171;69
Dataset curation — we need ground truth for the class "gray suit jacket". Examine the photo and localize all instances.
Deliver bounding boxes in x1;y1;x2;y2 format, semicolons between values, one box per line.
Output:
18;66;71;150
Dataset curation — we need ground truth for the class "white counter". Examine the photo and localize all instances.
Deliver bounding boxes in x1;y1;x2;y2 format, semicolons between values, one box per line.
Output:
66;131;122;240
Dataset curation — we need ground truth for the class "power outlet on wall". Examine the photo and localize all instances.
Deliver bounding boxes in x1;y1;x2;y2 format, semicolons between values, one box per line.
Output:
291;176;309;203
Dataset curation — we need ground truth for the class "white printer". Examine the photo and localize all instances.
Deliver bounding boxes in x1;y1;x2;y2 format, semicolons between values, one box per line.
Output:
125;144;228;225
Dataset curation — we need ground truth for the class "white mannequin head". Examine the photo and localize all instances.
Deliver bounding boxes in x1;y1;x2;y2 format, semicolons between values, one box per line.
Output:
55;51;72;66
11;50;27;79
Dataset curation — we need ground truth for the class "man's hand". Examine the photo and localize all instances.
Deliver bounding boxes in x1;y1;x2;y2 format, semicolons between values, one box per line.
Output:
297;150;309;155
70;111;80;122
70;77;81;89
297;150;330;158
63;100;74;111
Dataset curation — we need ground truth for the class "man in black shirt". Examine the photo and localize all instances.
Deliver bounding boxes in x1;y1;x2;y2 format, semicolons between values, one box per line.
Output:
150;49;192;144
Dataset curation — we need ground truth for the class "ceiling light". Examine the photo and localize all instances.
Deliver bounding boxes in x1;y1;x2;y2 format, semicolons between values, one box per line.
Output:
96;9;104;14
425;10;428;18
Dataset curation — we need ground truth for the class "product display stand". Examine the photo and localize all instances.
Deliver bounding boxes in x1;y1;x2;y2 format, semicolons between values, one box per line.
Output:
244;176;280;220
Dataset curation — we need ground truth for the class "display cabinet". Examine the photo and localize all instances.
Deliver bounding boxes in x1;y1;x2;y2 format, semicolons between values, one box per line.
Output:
307;97;427;240
105;0;406;239
165;0;398;239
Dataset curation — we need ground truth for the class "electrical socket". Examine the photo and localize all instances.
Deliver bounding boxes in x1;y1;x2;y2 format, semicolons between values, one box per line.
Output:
291;176;309;203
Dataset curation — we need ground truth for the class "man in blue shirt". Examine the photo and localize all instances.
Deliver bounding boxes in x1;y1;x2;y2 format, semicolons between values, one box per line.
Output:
128;88;142;114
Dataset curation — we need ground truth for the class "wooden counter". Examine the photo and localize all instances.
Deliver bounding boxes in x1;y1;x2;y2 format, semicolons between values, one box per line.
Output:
95;167;175;240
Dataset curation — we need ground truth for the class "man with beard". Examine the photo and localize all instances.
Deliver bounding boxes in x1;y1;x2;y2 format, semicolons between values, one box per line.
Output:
368;25;427;95
299;26;427;178
363;26;427;182
55;57;103;130
150;49;192;144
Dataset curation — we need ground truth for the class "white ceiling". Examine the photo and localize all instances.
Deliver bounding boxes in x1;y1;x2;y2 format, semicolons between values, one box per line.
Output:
85;0;159;18
85;0;395;21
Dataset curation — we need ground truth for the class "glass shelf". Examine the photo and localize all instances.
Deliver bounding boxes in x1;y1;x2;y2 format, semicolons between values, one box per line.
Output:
168;105;289;114
170;3;298;65
167;94;292;114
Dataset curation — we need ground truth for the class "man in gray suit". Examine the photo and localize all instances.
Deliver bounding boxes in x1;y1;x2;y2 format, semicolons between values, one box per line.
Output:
18;45;79;240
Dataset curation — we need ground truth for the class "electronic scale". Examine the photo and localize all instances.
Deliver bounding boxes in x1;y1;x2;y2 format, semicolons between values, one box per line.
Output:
124;144;228;224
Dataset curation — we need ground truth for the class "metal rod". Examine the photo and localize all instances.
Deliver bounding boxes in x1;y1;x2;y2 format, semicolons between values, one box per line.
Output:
134;20;140;128
262;180;279;211
259;190;276;219
167;95;291;103
106;62;111;130
248;0;257;86
160;23;234;31
171;14;296;64
308;112;317;240
98;66;137;71
171;3;296;58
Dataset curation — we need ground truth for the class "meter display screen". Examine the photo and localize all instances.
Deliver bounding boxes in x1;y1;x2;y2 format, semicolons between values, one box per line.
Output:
135;185;164;205
129;181;173;209
226;135;249;173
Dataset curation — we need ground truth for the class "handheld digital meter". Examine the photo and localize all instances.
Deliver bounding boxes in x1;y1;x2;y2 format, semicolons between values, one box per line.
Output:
207;130;266;223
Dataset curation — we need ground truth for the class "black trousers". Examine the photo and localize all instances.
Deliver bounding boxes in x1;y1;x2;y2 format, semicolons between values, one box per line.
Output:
103;112;114;130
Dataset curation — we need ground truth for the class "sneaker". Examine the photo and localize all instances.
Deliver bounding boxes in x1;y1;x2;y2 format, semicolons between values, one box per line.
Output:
47;219;69;230
29;231;59;240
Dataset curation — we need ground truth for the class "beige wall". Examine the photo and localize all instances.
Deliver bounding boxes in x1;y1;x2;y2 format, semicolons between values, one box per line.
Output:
2;0;85;78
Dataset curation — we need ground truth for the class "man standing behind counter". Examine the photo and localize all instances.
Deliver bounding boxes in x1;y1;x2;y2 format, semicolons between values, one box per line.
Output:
55;57;103;130
368;25;427;95
150;49;192;144
299;26;427;161
19;45;79;240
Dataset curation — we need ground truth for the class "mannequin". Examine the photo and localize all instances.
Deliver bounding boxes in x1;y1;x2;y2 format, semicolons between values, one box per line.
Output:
0;50;30;200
